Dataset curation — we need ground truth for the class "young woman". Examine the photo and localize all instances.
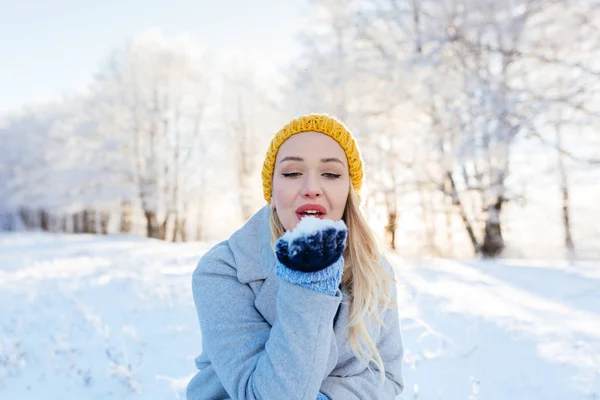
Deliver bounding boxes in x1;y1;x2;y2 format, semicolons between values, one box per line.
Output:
187;114;404;400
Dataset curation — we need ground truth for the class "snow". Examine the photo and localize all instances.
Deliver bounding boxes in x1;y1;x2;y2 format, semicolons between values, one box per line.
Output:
1;232;598;399
394;256;600;399
280;216;347;243
0;233;204;399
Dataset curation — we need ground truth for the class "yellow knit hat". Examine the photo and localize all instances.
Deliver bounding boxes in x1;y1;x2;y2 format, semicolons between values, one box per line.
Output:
261;113;364;203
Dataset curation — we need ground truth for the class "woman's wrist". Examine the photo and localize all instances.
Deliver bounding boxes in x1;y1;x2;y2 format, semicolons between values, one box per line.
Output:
275;256;344;296
317;392;332;400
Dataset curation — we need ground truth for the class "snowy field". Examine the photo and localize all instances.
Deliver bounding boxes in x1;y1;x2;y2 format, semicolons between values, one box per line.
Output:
0;233;598;399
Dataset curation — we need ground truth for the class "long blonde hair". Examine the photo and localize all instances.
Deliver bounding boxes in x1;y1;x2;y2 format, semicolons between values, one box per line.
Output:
269;188;396;383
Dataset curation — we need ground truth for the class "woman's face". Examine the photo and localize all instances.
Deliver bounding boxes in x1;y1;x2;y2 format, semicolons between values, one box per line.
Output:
272;131;350;231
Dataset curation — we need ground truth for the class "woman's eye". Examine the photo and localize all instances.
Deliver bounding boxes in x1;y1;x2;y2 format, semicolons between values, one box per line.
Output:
282;172;301;178
323;173;341;179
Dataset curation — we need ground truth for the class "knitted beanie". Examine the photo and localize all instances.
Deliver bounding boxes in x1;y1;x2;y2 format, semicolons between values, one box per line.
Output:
261;113;363;203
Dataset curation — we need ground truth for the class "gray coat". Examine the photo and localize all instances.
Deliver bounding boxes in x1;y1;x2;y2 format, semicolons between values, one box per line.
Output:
187;206;404;400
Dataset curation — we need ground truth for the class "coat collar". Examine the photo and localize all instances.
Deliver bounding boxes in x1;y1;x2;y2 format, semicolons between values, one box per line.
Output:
227;205;276;283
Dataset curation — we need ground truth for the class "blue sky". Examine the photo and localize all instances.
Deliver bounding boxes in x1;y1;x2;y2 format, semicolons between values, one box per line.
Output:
0;0;308;112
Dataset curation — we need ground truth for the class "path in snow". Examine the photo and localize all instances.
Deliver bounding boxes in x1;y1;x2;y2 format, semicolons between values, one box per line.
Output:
0;233;205;399
0;233;598;399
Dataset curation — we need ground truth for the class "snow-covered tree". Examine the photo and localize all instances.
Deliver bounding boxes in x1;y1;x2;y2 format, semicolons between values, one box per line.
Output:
91;31;212;239
285;0;600;257
219;53;284;221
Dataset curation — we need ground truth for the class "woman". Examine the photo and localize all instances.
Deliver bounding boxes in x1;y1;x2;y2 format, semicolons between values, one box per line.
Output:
187;114;404;400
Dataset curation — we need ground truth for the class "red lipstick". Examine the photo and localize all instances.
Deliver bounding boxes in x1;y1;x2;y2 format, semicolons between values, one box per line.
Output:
295;204;327;220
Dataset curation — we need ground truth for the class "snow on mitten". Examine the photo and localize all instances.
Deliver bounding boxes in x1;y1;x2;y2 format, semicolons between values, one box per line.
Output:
275;217;347;272
275;217;347;296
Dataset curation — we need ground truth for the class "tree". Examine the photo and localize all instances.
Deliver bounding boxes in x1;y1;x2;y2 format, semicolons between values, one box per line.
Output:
92;31;211;239
221;53;284;221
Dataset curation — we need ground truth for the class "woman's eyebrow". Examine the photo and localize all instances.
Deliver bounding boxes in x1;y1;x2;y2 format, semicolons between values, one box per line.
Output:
279;156;304;163
279;156;345;166
321;157;345;166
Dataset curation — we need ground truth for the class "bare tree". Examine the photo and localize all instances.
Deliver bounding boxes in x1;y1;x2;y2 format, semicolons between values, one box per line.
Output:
339;0;600;257
221;56;282;221
93;33;211;239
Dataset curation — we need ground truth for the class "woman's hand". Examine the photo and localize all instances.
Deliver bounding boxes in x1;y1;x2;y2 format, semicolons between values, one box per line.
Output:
275;218;347;273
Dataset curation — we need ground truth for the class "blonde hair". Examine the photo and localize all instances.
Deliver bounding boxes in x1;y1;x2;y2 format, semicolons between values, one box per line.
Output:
269;188;396;383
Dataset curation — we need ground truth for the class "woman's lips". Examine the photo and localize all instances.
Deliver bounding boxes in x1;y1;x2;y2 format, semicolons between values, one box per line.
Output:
295;204;327;220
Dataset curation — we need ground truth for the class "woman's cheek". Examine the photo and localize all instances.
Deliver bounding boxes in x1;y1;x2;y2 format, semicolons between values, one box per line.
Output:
273;185;294;215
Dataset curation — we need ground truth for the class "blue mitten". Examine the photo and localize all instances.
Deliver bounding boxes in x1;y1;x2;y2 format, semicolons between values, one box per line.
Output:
317;392;332;400
275;217;347;296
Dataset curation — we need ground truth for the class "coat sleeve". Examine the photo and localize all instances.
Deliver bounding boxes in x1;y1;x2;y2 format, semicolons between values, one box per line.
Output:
319;259;405;399
192;243;342;400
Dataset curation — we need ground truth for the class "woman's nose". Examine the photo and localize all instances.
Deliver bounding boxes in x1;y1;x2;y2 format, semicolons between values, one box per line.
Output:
301;175;322;198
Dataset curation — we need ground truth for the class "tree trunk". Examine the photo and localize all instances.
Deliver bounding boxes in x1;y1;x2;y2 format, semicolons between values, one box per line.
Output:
49;213;58;232
160;213;170;241
445;196;454;256
18;208;27;228
40;209;50;231
73;213;80;233
446;172;481;255
178;202;188;242
100;211;110;234
561;183;574;252
555;125;574;252
385;211;398;250
82;209;91;233
89;210;98;234
481;196;505;257
182;218;188;242
144;210;159;238
19;208;34;229
120;199;133;233
171;214;179;242
384;193;398;250
61;214;68;233
178;217;187;242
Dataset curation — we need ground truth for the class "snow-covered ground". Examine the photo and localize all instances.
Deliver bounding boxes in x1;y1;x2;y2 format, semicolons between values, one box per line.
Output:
0;233;598;399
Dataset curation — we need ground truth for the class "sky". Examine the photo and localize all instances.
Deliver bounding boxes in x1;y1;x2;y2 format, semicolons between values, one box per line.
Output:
0;0;309;113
